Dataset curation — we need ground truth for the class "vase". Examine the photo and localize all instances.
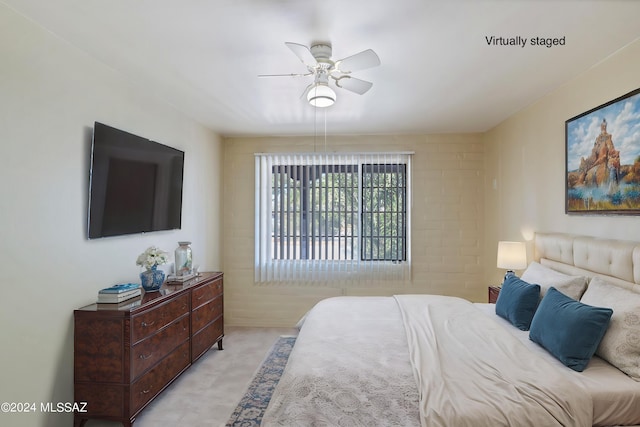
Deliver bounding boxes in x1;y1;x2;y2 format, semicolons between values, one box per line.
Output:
174;241;193;276
140;265;165;292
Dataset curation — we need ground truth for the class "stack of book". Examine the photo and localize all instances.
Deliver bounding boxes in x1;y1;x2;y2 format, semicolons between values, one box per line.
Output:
97;283;142;307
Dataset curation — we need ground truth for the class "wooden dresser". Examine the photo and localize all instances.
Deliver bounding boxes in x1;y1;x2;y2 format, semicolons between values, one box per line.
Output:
73;272;223;427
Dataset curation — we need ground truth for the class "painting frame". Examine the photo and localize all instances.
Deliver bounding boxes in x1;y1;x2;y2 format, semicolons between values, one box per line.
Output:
565;87;640;215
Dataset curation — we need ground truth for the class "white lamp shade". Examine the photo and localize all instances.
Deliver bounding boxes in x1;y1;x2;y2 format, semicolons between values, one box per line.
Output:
496;241;527;270
307;83;336;107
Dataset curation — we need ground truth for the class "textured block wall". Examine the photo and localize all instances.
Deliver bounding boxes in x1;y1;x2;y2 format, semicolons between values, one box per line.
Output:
223;134;485;327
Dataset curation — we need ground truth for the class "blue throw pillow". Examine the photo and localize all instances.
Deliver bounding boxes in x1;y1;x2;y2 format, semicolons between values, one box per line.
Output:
529;287;613;372
495;276;540;331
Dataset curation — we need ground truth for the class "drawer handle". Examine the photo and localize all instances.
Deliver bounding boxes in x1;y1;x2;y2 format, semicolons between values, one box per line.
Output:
196;294;205;300
139;353;153;360
141;320;155;327
141;388;152;395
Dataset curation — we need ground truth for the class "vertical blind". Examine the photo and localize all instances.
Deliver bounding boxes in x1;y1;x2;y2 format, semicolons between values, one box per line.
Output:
255;152;412;284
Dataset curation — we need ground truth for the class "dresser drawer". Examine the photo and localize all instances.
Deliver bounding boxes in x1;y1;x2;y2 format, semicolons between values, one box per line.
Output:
192;316;223;361
191;278;223;309
132;314;190;379
131;341;190;414
132;293;189;343
191;295;223;333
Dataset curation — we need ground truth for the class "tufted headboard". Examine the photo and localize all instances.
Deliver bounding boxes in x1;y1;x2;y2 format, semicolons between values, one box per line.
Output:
534;232;640;294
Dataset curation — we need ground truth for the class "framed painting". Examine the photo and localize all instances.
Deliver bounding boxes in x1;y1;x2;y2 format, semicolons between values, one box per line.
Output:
566;88;640;215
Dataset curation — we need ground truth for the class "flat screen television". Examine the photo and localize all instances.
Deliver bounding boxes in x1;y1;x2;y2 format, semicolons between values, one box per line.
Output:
87;122;184;239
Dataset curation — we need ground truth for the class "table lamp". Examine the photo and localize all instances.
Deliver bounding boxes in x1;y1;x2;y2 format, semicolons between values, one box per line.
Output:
497;241;527;281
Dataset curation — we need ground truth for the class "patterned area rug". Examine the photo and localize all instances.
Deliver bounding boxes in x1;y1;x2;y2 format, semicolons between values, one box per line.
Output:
226;336;296;427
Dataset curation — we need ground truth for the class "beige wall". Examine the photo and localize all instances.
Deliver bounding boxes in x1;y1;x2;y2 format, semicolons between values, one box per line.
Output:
223;134;485;326
0;6;223;427
483;39;640;287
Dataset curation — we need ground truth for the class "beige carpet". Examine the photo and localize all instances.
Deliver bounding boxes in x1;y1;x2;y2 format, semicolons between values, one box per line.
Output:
88;326;297;427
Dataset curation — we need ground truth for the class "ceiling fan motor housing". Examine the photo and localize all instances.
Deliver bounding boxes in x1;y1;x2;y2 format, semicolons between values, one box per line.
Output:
310;43;333;65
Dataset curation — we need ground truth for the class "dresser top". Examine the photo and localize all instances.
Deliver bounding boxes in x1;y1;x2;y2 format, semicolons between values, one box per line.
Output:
75;271;223;314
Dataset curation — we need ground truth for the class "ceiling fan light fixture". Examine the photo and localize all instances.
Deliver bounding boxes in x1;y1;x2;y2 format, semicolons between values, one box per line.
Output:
307;83;336;107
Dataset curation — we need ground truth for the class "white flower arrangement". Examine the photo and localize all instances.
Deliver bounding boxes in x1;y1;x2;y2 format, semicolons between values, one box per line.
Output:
136;246;169;271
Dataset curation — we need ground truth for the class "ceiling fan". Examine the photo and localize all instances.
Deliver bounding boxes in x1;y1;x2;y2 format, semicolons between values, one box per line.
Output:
259;42;381;107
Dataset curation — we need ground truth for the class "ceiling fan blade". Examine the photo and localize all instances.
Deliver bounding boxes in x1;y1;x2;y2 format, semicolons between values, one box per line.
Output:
285;42;317;68
335;49;380;73
334;76;373;95
258;72;313;78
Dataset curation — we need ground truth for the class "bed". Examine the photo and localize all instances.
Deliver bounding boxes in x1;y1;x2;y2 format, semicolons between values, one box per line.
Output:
261;233;640;427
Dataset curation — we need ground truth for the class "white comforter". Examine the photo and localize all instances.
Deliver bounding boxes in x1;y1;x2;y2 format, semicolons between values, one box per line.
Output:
395;295;592;427
261;295;593;427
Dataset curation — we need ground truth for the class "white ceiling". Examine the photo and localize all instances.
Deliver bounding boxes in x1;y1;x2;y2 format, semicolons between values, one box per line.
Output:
4;0;640;136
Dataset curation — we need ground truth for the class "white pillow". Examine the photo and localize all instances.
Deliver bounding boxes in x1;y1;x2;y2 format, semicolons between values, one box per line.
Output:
520;262;587;300
580;277;640;381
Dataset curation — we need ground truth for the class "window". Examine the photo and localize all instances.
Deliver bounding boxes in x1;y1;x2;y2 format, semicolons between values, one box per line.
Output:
255;152;412;283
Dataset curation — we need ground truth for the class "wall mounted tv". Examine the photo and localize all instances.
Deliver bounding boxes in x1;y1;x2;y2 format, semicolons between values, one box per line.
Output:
87;122;184;239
